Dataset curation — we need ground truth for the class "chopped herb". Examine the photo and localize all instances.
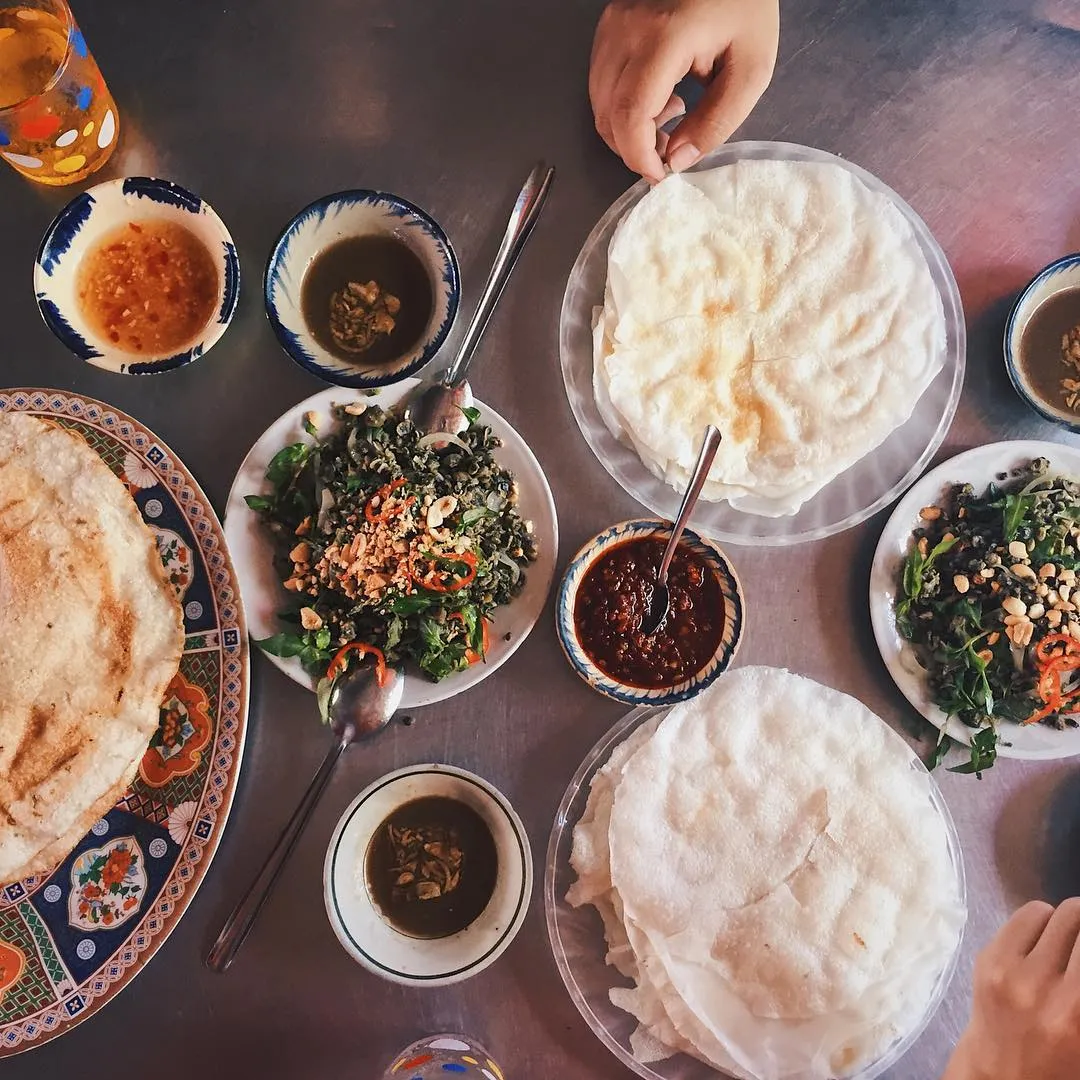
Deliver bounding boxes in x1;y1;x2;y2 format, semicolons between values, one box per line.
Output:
895;458;1080;776
246;403;536;687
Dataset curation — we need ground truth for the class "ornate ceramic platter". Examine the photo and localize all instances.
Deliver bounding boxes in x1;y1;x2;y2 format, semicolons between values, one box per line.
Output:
0;389;249;1055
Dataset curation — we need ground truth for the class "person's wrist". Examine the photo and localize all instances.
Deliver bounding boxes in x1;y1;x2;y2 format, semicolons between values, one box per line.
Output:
941;1038;995;1080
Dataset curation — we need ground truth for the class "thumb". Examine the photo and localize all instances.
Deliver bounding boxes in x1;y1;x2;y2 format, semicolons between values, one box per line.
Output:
666;50;774;172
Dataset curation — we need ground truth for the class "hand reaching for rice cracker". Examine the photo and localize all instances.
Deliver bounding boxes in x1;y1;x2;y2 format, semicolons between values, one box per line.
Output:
589;0;779;182
943;900;1080;1080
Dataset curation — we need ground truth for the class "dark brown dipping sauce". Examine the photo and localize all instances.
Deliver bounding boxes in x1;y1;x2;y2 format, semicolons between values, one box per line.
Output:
301;234;434;366
365;796;497;940
1019;288;1080;410
573;536;725;689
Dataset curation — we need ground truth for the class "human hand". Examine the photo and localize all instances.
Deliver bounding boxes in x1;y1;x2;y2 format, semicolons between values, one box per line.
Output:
589;0;779;182
942;900;1080;1080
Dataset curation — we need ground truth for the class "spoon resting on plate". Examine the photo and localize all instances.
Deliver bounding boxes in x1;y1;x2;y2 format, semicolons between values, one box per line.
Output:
405;162;555;436
640;425;722;636
206;654;404;973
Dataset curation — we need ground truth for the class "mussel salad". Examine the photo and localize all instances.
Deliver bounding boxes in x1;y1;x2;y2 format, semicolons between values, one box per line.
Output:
248;401;537;691
897;457;1080;775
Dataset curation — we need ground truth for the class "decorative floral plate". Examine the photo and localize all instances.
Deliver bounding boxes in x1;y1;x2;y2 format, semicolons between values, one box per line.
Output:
0;389;250;1056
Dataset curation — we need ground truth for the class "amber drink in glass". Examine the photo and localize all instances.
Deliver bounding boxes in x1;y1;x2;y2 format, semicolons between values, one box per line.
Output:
0;0;118;184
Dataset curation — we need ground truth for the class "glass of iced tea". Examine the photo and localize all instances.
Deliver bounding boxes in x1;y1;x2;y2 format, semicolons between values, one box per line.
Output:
0;0;118;184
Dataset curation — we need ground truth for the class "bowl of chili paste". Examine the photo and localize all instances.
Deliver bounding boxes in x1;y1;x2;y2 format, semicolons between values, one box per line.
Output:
556;519;744;705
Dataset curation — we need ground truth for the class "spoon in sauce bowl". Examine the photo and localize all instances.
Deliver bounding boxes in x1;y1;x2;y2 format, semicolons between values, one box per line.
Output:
640;426;722;637
405;162;555;436
206;655;404;973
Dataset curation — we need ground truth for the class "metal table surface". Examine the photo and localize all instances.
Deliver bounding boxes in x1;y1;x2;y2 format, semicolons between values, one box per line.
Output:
2;0;1079;1076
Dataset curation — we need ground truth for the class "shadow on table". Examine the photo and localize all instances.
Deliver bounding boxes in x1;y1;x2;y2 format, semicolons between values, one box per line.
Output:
995;764;1080;905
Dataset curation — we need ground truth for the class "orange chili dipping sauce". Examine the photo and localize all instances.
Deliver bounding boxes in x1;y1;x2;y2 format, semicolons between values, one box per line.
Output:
573;536;725;689
77;220;219;356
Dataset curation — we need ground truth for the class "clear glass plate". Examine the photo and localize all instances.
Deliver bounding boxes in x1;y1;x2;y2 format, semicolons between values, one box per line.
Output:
544;703;967;1080
560;142;966;547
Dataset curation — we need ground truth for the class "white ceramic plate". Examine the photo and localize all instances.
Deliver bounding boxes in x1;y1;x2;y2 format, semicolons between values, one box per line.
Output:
561;141;965;547
224;380;557;710
870;440;1080;760
324;764;532;986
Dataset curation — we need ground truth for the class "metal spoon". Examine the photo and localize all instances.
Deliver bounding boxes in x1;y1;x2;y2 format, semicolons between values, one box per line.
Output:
206;656;404;973
405;162;555;435
640;426;723;636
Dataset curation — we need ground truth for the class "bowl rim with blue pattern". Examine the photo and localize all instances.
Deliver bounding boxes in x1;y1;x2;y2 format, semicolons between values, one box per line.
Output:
1004;251;1080;433
33;176;241;375
556;518;745;706
263;188;460;389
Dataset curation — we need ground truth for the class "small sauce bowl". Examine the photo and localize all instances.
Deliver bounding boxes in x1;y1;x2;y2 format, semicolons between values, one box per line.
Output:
34;177;240;375
555;518;745;706
323;764;531;986
265;190;459;389
1004;253;1080;432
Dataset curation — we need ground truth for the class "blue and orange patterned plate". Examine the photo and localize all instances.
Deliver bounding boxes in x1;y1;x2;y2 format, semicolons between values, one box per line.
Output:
0;389;249;1056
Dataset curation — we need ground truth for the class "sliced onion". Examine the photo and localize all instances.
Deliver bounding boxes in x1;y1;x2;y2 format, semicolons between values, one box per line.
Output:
417;432;472;454
317;486;336;531
496;550;521;585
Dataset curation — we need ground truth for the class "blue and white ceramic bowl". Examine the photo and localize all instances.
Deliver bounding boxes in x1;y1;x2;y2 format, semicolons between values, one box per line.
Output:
556;519;745;706
1005;252;1080;432
34;177;240;375
265;190;460;389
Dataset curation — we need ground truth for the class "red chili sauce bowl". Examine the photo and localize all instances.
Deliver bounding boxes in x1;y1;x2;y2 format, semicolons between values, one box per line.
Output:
555;519;745;706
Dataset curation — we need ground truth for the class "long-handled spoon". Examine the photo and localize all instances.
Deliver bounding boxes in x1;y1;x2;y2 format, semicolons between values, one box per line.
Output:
405;162;555;435
206;656;404;972
639;426;723;636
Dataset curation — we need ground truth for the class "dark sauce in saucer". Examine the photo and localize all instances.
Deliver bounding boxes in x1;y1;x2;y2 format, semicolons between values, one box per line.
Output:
301;234;433;366
1018;288;1080;411
365;796;497;940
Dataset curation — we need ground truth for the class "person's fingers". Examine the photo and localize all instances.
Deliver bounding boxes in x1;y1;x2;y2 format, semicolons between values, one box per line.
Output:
593;71;626;157
1028;898;1080;973
982;901;1055;968
656;92;686;131
656;128;670;162
1066;916;1080;979
665;44;776;172
589;10;631;158
590;36;627;157
609;46;689;181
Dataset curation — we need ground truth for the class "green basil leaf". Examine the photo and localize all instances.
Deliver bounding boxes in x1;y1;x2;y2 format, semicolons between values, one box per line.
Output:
419;616;443;652
929;732;952;771
948;726;998;777
389;593;437;616
459;406;481;426
244;494;273;512
1003;493;1034;541
926;536;959;565
265;443;310;488
256;632;307;658
461;506;490;526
